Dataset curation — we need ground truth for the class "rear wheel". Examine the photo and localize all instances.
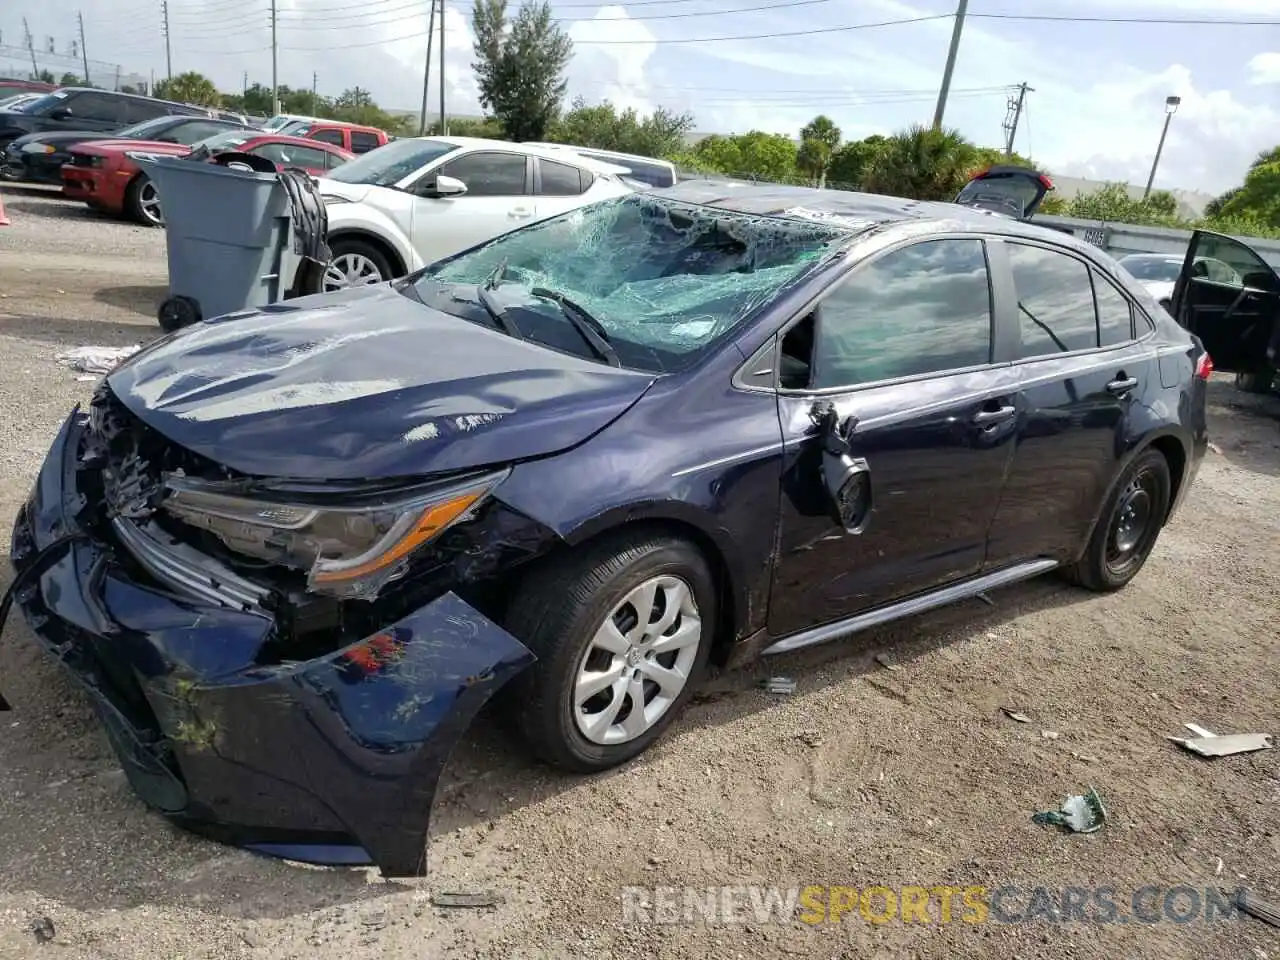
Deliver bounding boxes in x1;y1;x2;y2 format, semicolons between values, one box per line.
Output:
1065;448;1172;592
503;532;715;773
126;174;163;226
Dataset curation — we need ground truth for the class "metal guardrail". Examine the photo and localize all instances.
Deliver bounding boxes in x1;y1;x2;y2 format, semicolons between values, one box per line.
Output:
1033;215;1280;269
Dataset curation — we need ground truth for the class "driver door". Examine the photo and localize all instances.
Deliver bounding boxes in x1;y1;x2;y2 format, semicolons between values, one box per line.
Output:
407;150;536;264
1170;230;1280;374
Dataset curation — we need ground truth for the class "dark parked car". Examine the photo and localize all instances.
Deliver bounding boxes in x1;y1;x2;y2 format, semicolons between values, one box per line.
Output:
0;86;221;159
3;183;1210;878
955;165;1054;220
4;111;250;185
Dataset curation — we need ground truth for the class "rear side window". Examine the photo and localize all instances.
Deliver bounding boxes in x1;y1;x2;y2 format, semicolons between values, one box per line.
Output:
1092;271;1135;346
810;238;993;389
124;98;171;124
310;128;346;147
349;131;381;154
1008;243;1098;357
539;158;586;196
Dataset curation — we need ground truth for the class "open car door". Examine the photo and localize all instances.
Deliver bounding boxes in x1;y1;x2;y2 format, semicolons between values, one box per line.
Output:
954;165;1053;220
1169;230;1280;378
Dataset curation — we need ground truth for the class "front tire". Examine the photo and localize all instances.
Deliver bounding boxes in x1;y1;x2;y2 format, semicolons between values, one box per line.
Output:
323;237;394;292
1235;368;1275;394
1065;448;1172;592
126;174;163;226
504;532;716;773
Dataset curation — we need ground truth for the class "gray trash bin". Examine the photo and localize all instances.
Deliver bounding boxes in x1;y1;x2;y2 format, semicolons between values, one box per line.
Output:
131;154;302;332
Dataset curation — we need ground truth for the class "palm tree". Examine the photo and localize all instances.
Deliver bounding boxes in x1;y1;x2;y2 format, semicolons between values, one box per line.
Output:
797;115;841;187
863;124;978;200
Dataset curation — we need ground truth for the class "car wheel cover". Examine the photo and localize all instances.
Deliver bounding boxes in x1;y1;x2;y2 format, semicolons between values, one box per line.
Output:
572;574;702;746
323;252;384;291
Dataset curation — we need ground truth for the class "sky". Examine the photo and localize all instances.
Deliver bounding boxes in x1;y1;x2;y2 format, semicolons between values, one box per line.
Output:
5;0;1279;195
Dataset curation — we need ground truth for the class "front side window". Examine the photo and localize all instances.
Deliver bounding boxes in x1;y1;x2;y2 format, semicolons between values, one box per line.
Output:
170;120;237;145
809;238;993;389
435;151;528;196
70;93;127;124
1189;233;1272;290
1008;242;1098;357
417;194;848;372
326;136;459;186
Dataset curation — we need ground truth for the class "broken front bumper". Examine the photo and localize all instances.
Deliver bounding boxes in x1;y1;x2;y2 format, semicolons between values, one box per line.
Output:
5;408;536;877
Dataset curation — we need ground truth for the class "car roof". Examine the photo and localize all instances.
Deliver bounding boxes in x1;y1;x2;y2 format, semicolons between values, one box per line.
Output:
653;180;1114;255
524;142;677;168
424;135;630;174
254;133;354;153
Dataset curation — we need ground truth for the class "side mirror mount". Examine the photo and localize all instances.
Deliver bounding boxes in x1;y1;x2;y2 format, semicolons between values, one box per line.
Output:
810;400;872;535
49;106;72;120
423;174;467;199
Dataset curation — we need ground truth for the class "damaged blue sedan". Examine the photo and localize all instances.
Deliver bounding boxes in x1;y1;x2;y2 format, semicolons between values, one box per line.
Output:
4;182;1209;877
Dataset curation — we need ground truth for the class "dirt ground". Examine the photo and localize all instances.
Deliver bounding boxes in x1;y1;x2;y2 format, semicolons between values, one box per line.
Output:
0;186;1277;960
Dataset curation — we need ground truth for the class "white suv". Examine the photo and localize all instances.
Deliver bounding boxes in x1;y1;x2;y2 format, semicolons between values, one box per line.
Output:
316;136;635;291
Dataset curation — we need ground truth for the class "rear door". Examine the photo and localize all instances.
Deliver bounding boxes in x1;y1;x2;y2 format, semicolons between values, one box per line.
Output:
308;126;349;151
1169;230;1280;374
406;149;534;263
349;130;383;154
983;238;1159;566
766;236;1019;637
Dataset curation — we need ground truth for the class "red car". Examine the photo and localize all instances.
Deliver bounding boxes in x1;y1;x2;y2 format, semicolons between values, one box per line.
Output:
62;131;354;226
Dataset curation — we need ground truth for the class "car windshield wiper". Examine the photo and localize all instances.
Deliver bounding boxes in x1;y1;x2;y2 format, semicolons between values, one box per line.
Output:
531;286;621;368
472;262;524;339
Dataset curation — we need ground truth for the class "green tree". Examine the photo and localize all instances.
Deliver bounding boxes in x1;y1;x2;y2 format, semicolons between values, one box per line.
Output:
1218;155;1280;228
60;72;83;87
428;116;507;138
826;134;886;190
863;124;978;200
549;97;694;159
328;87;410;134
472;0;573;141
36;69;56;84
224;82;322;117
796;115;841;186
153;71;222;107
691;131;799;182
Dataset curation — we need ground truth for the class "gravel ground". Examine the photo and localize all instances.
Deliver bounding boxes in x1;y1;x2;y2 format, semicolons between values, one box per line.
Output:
1;187;1278;960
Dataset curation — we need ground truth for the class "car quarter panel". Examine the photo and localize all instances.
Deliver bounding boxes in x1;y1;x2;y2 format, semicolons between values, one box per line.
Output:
494;346;786;641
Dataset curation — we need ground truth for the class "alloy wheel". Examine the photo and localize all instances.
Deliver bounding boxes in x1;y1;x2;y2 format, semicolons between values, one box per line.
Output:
139;180;163;226
323;252;385;292
573;575;702;746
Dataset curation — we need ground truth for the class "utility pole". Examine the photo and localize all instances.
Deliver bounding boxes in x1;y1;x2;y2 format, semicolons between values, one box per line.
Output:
160;1;172;80
438;0;447;134
931;0;968;131
270;0;279;115
1002;82;1032;157
311;71;318;113
419;0;436;136
77;12;91;85
22;18;39;80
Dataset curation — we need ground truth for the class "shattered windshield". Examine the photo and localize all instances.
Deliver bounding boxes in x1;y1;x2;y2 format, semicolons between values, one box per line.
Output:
416;194;849;373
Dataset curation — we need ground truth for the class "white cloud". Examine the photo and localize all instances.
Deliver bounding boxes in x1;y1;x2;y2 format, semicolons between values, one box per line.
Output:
566;7;657;115
1247;51;1280;84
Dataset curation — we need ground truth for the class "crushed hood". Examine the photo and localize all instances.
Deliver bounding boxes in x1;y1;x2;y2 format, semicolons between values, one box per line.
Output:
106;285;659;481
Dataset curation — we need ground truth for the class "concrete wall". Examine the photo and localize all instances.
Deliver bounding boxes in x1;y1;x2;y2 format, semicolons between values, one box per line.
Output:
1035;215;1280;271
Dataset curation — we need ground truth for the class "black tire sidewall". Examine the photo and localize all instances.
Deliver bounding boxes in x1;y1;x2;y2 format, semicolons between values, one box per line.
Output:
1089;449;1172;589
529;540;716;771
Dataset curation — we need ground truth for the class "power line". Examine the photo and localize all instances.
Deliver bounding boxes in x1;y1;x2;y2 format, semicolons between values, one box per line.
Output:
970;13;1280;25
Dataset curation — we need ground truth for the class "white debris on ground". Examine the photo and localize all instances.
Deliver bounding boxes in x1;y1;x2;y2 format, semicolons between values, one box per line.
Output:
55;345;142;376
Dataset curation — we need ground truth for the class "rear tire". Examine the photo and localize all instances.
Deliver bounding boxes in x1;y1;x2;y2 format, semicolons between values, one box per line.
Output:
1064;448;1172;592
503;532;716;773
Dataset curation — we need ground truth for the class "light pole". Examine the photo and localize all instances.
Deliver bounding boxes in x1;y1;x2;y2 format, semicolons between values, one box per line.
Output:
1143;95;1180;199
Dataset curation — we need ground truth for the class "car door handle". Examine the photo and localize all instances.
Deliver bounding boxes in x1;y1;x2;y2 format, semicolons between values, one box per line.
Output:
972;405;1016;425
1106;377;1139;394
509;207;533;219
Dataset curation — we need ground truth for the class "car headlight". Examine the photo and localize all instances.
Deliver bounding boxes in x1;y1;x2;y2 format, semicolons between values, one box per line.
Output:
159;470;507;600
22;142;55;154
